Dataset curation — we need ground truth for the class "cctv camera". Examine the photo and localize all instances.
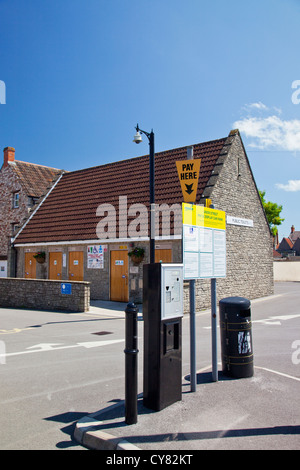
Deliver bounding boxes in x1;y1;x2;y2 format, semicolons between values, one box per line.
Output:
133;131;142;144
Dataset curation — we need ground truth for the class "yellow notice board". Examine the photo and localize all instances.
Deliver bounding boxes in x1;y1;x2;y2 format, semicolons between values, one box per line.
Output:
182;203;226;230
182;202;194;225
194;206;226;230
182;203;226;279
176;159;201;203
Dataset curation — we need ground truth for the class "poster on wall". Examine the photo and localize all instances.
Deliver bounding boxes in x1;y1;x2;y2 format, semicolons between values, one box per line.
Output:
87;245;107;269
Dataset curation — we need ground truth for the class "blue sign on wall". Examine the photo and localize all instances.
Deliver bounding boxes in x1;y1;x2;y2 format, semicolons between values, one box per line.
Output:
61;283;72;295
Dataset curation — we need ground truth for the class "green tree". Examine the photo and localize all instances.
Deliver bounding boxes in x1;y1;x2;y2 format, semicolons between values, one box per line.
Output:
259;190;284;237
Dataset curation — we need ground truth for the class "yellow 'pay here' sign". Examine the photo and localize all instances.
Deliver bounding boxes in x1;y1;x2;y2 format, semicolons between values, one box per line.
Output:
176;159;201;203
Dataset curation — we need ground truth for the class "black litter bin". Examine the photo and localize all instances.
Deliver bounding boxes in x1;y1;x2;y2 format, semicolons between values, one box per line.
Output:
219;297;253;378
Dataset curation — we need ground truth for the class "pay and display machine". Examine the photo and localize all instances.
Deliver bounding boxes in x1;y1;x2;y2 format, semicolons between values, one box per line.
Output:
143;263;184;411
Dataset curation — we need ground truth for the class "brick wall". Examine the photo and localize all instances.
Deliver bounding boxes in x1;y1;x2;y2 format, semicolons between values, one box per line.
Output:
0;278;90;312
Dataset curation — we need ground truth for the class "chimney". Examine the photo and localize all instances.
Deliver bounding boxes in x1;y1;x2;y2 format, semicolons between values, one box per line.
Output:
291;225;295;233
3;147;15;166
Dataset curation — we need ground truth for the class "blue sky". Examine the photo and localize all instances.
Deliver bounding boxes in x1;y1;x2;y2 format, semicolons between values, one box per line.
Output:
0;0;299;240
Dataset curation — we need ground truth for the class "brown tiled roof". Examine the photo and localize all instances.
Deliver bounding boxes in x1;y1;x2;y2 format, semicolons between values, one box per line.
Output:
278;237;294;251
286;238;294;248
11;160;63;198
14;136;228;244
273;249;282;258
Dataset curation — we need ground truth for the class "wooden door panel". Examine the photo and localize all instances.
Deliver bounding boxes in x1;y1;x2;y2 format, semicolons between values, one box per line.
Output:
49;253;62;280
69;251;84;281
155;249;172;263
110;251;129;302
25;253;36;279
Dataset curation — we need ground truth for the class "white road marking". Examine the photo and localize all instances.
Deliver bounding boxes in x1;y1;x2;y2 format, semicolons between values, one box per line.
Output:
255;366;300;382
0;339;125;358
203;313;300;328
253;313;300;326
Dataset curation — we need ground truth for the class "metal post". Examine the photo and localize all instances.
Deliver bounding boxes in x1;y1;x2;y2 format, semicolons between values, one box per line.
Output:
189;279;196;391
211;278;218;382
124;302;139;424
149;130;155;264
187;145;197;391
133;125;155;264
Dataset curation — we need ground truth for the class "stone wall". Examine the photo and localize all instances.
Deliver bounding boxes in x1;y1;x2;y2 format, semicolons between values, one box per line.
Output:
0;164;28;260
0;277;90;312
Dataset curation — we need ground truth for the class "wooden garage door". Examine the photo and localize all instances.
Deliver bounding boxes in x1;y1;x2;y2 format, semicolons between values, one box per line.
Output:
69;251;84;281
110;250;129;302
25;253;36;279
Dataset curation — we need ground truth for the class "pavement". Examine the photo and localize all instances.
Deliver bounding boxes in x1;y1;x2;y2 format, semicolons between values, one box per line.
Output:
74;285;300;451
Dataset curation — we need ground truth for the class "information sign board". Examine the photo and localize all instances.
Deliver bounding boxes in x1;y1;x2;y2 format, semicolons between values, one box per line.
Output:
61;283;72;295
182;203;226;280
87;245;106;269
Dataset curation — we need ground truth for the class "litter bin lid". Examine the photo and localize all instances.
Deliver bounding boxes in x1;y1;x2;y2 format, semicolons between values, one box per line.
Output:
219;296;251;309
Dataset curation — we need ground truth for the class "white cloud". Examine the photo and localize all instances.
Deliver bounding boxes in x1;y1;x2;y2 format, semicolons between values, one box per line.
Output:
276;180;300;192
242;102;282;114
233;115;300;151
246;102;269;111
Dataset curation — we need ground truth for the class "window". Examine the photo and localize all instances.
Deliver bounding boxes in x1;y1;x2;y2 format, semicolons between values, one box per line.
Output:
237;158;241;178
11;223;19;235
13;192;19;208
27;196;39;207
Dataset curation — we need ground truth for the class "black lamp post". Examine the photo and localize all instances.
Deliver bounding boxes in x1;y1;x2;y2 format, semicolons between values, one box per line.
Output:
133;124;155;264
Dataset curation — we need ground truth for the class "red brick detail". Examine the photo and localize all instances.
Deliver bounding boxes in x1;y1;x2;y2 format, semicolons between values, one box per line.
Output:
3;147;15;166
